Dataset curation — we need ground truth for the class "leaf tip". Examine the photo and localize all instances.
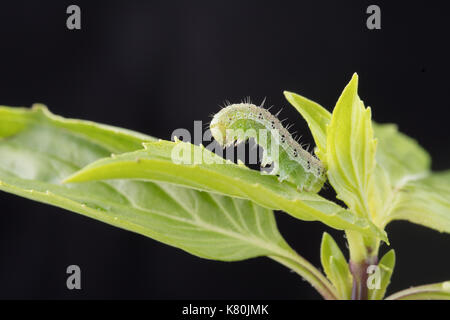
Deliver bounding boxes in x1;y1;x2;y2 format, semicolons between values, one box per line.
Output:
383;234;390;245
61;174;79;184
443;281;450;291
283;91;293;98
348;73;359;92
31;103;50;113
321;231;332;243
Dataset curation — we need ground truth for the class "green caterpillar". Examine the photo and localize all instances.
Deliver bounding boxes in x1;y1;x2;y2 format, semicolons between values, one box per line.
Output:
210;102;326;193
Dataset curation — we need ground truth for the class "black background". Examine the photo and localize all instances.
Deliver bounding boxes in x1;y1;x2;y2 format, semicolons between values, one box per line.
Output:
0;0;449;299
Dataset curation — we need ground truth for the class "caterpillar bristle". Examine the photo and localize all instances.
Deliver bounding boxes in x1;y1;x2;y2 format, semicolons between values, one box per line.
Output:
305;143;311;152
241;96;252;104
275;107;284;117
260;97;267;108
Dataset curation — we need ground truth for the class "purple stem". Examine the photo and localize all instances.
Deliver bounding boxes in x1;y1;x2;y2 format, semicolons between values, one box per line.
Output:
350;255;378;300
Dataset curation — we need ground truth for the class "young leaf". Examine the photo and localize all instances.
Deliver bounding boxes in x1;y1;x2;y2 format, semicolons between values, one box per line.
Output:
373;123;431;187
320;232;352;299
284;90;430;188
0;105;299;262
386;171;450;233
385;281;450;300
283;87;450;235
65;139;387;240
368;249;395;300
283;91;330;161
326;73;377;219
286;76;379;220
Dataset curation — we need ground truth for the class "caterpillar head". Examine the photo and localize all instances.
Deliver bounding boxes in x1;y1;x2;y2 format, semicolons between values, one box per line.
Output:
210;105;243;146
210;112;227;146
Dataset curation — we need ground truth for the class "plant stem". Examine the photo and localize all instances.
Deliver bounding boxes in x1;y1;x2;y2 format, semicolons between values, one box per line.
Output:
270;250;338;300
345;230;368;263
346;230;379;300
349;256;378;300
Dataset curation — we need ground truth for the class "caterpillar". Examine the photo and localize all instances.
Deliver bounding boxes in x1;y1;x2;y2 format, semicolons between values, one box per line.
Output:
210;100;326;193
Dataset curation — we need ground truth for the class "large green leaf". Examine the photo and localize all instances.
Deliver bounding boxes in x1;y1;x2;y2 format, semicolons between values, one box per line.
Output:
65;139;386;240
0;105;301;262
